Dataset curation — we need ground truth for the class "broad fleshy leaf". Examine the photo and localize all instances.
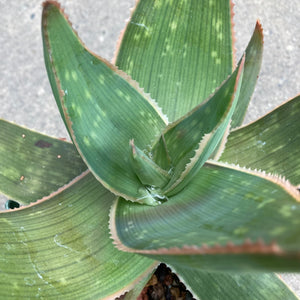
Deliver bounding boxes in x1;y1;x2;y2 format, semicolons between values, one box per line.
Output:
221;95;300;185
0;119;86;205
0;172;156;299
42;2;167;203
111;161;300;272
170;264;300;300
152;57;245;195
115;0;234;121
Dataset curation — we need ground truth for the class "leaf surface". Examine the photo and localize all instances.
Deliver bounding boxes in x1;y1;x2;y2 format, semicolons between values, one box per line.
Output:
209;20;264;160
111;161;300;272
115;0;234;121
152;57;244;195
221;95;300;185
0;172;156;299
42;2;167;203
0;120;86;205
170;264;300;300
231;21;264;128
129;140;170;188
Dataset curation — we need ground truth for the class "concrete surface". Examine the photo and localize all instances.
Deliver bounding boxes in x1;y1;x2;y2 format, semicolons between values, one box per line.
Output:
0;0;299;297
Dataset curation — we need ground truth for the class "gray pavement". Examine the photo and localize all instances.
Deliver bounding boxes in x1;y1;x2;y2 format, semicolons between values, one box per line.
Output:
0;0;300;297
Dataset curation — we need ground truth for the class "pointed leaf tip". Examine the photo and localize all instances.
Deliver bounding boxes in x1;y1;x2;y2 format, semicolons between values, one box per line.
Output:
231;20;264;128
43;1;61;9
255;19;264;40
157;55;245;196
42;2;167;202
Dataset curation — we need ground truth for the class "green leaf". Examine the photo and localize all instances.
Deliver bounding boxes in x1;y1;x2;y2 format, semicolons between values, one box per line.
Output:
0;119;87;205
42;2;167;203
152;57;245;195
170;264;300;300
115;0;234;121
129;140;170;189
0;172;156;299
209;20;264;160
221;95;300;185
231;21;264;128
111;161;300;272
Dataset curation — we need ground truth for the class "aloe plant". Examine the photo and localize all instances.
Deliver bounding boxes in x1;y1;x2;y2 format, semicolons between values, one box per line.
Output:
0;0;300;299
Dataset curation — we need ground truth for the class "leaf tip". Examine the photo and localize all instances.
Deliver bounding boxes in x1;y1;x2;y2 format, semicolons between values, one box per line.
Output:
255;19;264;42
42;0;61;9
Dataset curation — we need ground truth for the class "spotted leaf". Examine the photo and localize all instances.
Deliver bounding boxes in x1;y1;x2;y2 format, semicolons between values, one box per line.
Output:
115;0;234;122
42;2;167;204
111;161;300;272
221;95;300;185
152;56;245;195
0;119;87;205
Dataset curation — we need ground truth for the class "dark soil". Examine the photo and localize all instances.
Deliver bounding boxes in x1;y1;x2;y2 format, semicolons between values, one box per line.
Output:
137;263;195;300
